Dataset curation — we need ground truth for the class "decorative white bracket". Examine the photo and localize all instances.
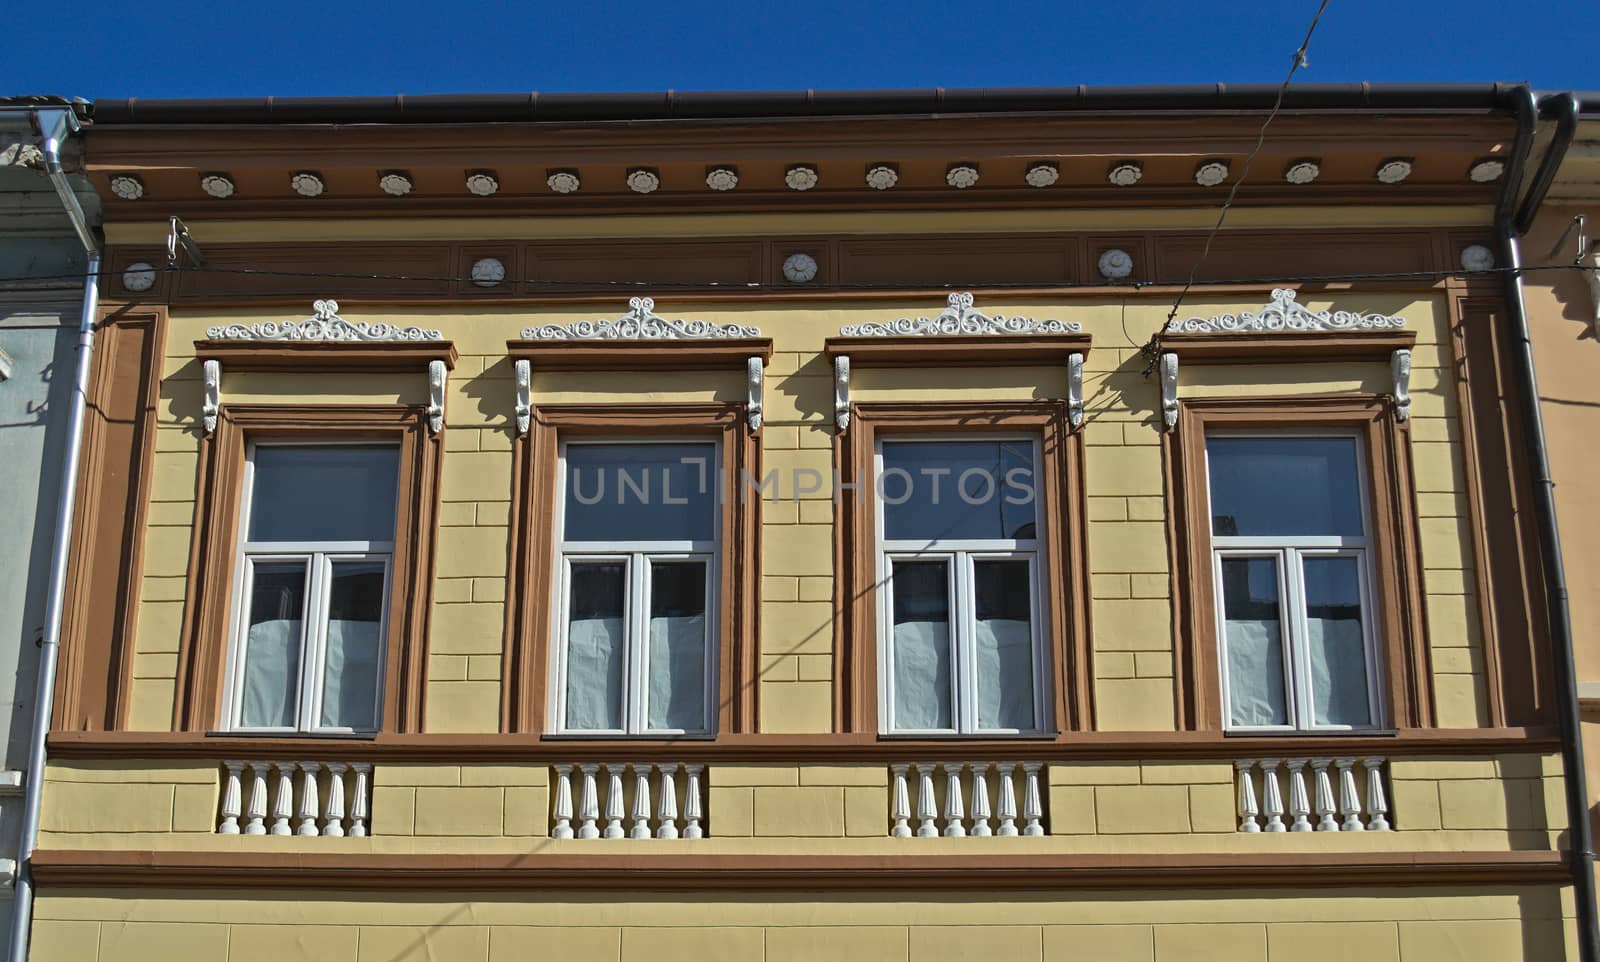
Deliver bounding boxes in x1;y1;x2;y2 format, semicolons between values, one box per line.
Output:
202;359;220;435
1587;251;1600;336
834;355;851;431
514;359;532;435
1160;353;1179;431
746;356;763;433
1067;352;1085;430
427;360;447;435
1391;349;1412;421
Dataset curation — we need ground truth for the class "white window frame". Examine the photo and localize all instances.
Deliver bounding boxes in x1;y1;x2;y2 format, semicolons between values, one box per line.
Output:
547;437;721;737
874;434;1050;737
1205;429;1386;733
221;440;397;735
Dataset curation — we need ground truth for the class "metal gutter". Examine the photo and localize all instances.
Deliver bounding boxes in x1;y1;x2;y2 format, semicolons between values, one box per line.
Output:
89;82;1527;126
1496;87;1599;962
5;106;99;962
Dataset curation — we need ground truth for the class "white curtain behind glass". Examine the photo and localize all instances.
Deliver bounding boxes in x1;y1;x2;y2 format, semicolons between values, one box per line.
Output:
647;614;707;730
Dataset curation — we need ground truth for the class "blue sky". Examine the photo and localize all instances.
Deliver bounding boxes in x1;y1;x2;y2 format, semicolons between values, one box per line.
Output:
7;0;1596;100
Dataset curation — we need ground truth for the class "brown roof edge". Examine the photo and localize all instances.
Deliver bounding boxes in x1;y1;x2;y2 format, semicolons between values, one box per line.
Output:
88;82;1544;126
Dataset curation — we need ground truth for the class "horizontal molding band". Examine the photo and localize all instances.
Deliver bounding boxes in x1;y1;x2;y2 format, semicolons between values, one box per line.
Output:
46;727;1561;764
30;849;1569;892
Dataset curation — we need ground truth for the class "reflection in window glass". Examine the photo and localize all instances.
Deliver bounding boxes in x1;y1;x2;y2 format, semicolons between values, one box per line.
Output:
563;443;717;543
973;560;1035;731
249;446;399;543
564;562;627;732
240;562;307;729
1207;436;1362;538
1303;556;1371;727
881;440;1037;542
319;561;386;730
647;561;708;731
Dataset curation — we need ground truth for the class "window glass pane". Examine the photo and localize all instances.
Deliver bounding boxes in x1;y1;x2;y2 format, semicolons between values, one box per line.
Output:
563;443;717;543
319;561;386;730
973;560;1036;731
890;560;953;730
240;561;307;728
1206;437;1363;538
249;446;400;543
646;561;709;731
881;440;1037;542
1220;557;1289;727
1304;556;1372;727
563;562;627;731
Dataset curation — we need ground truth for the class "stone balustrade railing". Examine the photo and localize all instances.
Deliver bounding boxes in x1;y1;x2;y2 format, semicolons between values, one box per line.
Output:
550;762;706;839
889;761;1047;837
217;761;371;837
1235;756;1391;833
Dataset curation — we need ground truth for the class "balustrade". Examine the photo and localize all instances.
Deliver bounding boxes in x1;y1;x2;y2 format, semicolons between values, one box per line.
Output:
550;762;706;839
1234;757;1391;833
888;762;1046;837
217;761;371;837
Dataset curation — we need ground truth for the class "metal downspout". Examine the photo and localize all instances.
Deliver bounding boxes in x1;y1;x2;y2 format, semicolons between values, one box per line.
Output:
6;107;99;962
1496;89;1599;962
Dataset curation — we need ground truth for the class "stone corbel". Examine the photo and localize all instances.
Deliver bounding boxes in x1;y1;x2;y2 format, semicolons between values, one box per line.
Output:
202;359;220;435
514;359;532;435
427;359;447;435
834;355;851;431
746;356;764;433
1161;353;1178;431
1067;352;1085;430
1391;349;1412;421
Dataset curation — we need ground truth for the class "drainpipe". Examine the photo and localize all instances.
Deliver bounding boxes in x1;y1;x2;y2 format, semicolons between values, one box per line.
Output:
1495;88;1599;962
6;106;99;962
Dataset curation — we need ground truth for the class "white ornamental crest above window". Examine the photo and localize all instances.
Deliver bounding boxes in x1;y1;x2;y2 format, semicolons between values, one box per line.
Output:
1164;288;1406;335
521;297;762;340
206;299;444;341
839;292;1081;337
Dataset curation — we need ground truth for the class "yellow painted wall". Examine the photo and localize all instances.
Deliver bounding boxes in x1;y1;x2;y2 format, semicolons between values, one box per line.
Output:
31;885;1577;962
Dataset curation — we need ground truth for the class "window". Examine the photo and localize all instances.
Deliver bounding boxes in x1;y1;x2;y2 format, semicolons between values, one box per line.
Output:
1206;433;1383;731
222;444;400;733
550;440;719;735
875;437;1048;735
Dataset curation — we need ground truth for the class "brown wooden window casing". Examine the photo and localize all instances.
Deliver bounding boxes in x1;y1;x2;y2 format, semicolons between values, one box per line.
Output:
503;403;761;736
834;401;1093;736
175;405;442;733
1166;395;1432;731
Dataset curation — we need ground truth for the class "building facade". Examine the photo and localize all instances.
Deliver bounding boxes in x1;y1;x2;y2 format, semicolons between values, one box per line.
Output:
0;100;99;954
20;86;1594;961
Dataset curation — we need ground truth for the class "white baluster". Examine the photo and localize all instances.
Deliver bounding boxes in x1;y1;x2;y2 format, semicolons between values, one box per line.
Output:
1363;757;1391;831
244;763;268;835
1287;758;1312;832
996;763;1019;837
890;765;911;837
218;761;243;835
296;762;321;836
1312;758;1338;831
578;764;600;839
683;765;704;839
1337;758;1365;831
969;764;993;837
916;763;938;837
1236;760;1260;833
348;763;370;838
552;766;575;839
655;764;680;839
1022;762;1045;836
270;763;294;836
602;765;625;839
321;763;347;837
630;764;653;839
942;763;967;837
1259;759;1286;832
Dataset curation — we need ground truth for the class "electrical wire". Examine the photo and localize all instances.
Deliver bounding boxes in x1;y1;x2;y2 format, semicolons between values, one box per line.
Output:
1138;0;1334;374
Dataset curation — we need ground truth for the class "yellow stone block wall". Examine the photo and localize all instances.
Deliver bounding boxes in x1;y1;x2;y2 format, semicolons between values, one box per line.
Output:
30;885;1578;962
124;291;1482;736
